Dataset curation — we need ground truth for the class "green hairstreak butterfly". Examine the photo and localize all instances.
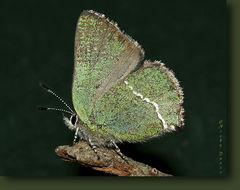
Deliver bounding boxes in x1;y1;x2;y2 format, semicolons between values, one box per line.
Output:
39;10;184;161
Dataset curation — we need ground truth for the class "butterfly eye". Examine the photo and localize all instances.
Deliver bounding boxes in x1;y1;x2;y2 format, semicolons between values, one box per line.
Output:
70;115;78;125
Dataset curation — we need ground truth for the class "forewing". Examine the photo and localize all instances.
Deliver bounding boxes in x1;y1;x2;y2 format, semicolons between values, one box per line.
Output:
92;61;184;142
72;10;144;123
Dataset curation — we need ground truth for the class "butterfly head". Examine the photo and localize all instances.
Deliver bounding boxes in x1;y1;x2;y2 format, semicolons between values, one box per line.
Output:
70;114;78;126
62;112;80;132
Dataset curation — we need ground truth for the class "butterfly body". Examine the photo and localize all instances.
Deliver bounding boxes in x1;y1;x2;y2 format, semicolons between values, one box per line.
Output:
40;10;184;160
71;10;184;144
63;117;118;146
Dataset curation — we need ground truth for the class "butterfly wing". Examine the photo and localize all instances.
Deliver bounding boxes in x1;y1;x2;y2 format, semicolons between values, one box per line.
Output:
92;61;184;142
72;10;144;124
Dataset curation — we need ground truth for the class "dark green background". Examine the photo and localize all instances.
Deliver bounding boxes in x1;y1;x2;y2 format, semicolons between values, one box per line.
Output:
0;0;226;178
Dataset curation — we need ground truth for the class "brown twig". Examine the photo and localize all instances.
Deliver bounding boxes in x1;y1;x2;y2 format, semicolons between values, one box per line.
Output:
55;141;172;176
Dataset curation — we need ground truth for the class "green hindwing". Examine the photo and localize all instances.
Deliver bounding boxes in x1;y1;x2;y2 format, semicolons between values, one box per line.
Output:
92;61;184;142
72;10;144;124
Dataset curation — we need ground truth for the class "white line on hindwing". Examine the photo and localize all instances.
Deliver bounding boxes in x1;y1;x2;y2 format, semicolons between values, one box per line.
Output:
124;80;168;130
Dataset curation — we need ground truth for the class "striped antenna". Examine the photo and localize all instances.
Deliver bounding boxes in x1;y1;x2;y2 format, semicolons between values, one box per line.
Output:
39;82;74;113
38;107;73;115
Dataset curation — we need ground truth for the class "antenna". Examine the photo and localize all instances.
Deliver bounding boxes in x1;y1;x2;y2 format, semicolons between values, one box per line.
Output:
39;82;74;113
38;107;73;115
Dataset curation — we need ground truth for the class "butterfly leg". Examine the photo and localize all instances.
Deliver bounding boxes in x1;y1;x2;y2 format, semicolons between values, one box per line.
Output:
73;127;79;145
111;140;129;163
88;138;100;160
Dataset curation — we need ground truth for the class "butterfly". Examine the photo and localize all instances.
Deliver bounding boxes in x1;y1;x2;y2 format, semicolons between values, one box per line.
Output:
39;10;184;161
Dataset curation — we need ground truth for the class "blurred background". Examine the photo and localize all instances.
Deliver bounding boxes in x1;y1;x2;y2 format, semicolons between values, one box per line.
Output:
0;0;226;176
